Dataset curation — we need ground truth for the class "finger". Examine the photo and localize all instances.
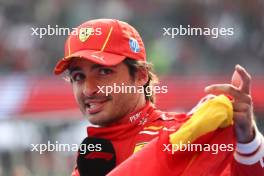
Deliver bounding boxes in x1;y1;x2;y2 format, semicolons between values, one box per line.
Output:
233;112;253;127
235;65;251;94
205;84;252;103
233;112;247;121
205;84;240;98
234;94;252;104
231;70;241;88
233;102;251;112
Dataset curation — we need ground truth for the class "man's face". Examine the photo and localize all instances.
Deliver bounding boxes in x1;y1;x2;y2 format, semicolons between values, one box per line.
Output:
68;58;145;126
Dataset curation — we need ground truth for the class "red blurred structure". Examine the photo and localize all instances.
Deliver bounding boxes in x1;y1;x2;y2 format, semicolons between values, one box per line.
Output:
1;76;263;119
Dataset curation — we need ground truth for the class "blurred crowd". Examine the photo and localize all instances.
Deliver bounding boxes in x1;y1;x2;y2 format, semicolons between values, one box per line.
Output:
0;0;264;76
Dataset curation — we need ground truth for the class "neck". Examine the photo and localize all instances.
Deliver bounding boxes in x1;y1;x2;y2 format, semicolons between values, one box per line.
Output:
113;95;147;125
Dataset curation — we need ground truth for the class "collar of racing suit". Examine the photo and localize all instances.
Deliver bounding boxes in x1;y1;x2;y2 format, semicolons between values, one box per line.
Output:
87;101;162;140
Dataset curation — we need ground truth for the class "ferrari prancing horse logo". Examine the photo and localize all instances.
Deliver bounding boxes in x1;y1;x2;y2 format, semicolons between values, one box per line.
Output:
79;28;93;42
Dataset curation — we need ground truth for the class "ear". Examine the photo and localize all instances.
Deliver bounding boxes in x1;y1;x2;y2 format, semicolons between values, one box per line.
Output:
135;67;148;86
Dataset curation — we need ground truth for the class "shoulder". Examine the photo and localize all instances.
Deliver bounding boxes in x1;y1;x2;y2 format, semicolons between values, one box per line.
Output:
145;109;189;131
146;94;218;128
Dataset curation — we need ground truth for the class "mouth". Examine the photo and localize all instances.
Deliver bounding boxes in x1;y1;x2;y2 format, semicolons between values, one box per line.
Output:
84;99;109;115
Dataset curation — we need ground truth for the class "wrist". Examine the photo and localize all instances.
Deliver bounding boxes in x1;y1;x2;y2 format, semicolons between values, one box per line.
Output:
234;125;264;166
237;126;255;143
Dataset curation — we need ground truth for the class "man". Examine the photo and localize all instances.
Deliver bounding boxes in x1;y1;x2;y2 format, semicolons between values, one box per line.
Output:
54;19;264;175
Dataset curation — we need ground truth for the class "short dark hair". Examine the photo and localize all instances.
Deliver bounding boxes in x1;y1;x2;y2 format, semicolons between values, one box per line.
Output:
123;58;159;103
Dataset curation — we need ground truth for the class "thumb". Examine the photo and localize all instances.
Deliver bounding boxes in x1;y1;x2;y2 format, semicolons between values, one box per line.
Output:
231;70;241;89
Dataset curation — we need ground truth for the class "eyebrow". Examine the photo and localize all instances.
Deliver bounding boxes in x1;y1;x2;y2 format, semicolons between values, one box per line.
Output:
91;64;105;70
68;64;117;75
91;64;118;70
68;66;82;75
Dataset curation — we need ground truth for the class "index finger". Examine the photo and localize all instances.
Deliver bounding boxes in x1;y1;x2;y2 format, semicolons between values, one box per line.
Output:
205;84;241;98
235;65;251;94
204;84;252;103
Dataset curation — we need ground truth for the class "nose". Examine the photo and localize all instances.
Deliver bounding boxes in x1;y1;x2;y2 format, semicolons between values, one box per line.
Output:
82;78;98;96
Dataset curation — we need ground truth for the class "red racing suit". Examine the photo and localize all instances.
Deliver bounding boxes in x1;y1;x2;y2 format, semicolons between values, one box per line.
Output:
72;97;264;176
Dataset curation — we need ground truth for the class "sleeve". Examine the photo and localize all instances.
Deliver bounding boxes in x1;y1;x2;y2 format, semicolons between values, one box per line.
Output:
107;95;235;176
232;125;264;176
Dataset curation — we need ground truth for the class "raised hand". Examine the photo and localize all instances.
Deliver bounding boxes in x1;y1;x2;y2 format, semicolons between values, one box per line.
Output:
205;65;254;143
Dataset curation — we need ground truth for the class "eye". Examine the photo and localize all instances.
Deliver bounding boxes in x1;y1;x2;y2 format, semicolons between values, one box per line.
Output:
98;68;113;76
71;72;85;82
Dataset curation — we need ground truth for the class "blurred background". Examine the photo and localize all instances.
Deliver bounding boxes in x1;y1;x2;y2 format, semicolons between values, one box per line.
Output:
0;0;264;175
